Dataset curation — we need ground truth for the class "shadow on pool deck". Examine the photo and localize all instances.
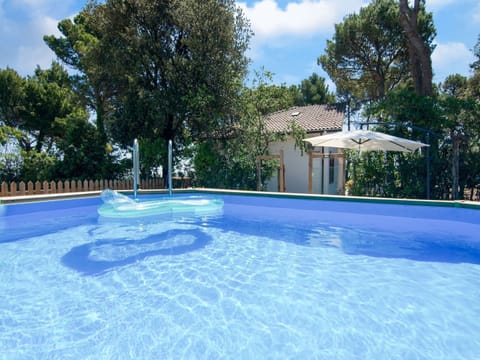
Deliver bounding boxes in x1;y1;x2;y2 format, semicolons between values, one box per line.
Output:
61;228;212;276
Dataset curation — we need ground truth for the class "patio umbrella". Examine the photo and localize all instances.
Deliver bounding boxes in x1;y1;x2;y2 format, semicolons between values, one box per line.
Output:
303;129;428;153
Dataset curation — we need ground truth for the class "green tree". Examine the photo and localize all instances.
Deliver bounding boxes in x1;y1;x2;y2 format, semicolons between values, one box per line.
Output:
44;3;113;149
1;68;25;181
0;68;26;129
75;0;251;178
363;86;440;199
299;73;335;105
21;63;79;153
0;63;106;182
468;35;480;100
464;39;480;199
319;0;409;101
194;71;303;189
364;76;480;201
19;150;56;182
243;70;301;115
471;34;480;71
319;0;435;102
439;74;479;200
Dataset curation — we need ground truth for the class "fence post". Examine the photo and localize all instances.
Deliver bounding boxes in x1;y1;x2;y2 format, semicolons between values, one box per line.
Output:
27;181;34;195
50;181;56;194
10;182;17;196
57;181;63;193
43;181;49;194
1;182;7;196
19;181;25;196
64;180;70;193
34;181;41;194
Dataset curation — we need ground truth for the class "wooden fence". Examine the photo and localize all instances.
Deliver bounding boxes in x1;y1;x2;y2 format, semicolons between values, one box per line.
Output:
0;177;192;197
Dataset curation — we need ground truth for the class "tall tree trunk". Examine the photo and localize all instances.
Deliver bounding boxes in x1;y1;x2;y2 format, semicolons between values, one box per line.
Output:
95;91;108;147
399;0;433;96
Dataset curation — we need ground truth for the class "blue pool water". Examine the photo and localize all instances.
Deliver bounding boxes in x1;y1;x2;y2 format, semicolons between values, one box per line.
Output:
1;193;480;359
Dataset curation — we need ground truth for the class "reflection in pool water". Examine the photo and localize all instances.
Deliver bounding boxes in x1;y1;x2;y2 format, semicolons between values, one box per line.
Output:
62;228;212;276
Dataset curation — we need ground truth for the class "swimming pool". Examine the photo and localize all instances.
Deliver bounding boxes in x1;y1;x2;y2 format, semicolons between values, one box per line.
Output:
1;192;480;359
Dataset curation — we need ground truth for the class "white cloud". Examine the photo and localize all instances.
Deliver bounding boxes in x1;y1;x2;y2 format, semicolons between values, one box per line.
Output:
238;0;366;64
431;42;475;82
238;0;365;42
0;14;61;75
18;17;62;71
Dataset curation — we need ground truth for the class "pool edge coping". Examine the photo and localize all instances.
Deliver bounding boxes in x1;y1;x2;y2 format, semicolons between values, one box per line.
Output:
1;187;479;210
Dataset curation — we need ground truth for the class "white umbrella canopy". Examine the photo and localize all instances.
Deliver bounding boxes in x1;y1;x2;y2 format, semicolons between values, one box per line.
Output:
304;129;428;153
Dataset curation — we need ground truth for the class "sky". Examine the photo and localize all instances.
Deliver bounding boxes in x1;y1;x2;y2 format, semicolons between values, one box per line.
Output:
0;0;478;89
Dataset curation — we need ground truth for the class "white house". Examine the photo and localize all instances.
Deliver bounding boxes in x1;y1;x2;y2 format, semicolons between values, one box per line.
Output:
262;104;345;195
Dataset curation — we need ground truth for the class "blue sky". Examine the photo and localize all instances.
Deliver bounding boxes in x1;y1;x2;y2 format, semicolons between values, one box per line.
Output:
1;0;478;89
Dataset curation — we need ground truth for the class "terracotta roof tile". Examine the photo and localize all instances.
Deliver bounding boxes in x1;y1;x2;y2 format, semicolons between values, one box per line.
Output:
265;104;344;134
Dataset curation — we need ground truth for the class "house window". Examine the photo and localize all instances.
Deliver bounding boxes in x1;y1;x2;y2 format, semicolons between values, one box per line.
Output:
329;157;335;184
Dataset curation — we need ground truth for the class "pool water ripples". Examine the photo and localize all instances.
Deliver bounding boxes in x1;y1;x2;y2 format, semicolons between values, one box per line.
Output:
1;195;480;358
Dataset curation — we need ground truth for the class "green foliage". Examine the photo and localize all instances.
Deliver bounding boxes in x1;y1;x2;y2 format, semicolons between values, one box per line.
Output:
53;110;102;180
193;138;260;189
0;151;23;182
319;0;435;102
438;74;480;199
0;68;26;128
87;0;250;150
20;150;56;182
193;71;298;190
0;62;124;183
319;0;409;100
299;73;335;105
44;2;114;150
347;150;427;198
49;0;252;180
472;34;480;71
360;86;439;198
137;138;166;178
357;78;480;200
241;69;300;115
21;63;79;152
0;125;22;146
366;85;440;131
467;36;480;100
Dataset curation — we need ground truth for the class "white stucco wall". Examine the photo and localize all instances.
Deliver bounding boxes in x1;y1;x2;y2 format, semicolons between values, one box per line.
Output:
264;138;344;194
